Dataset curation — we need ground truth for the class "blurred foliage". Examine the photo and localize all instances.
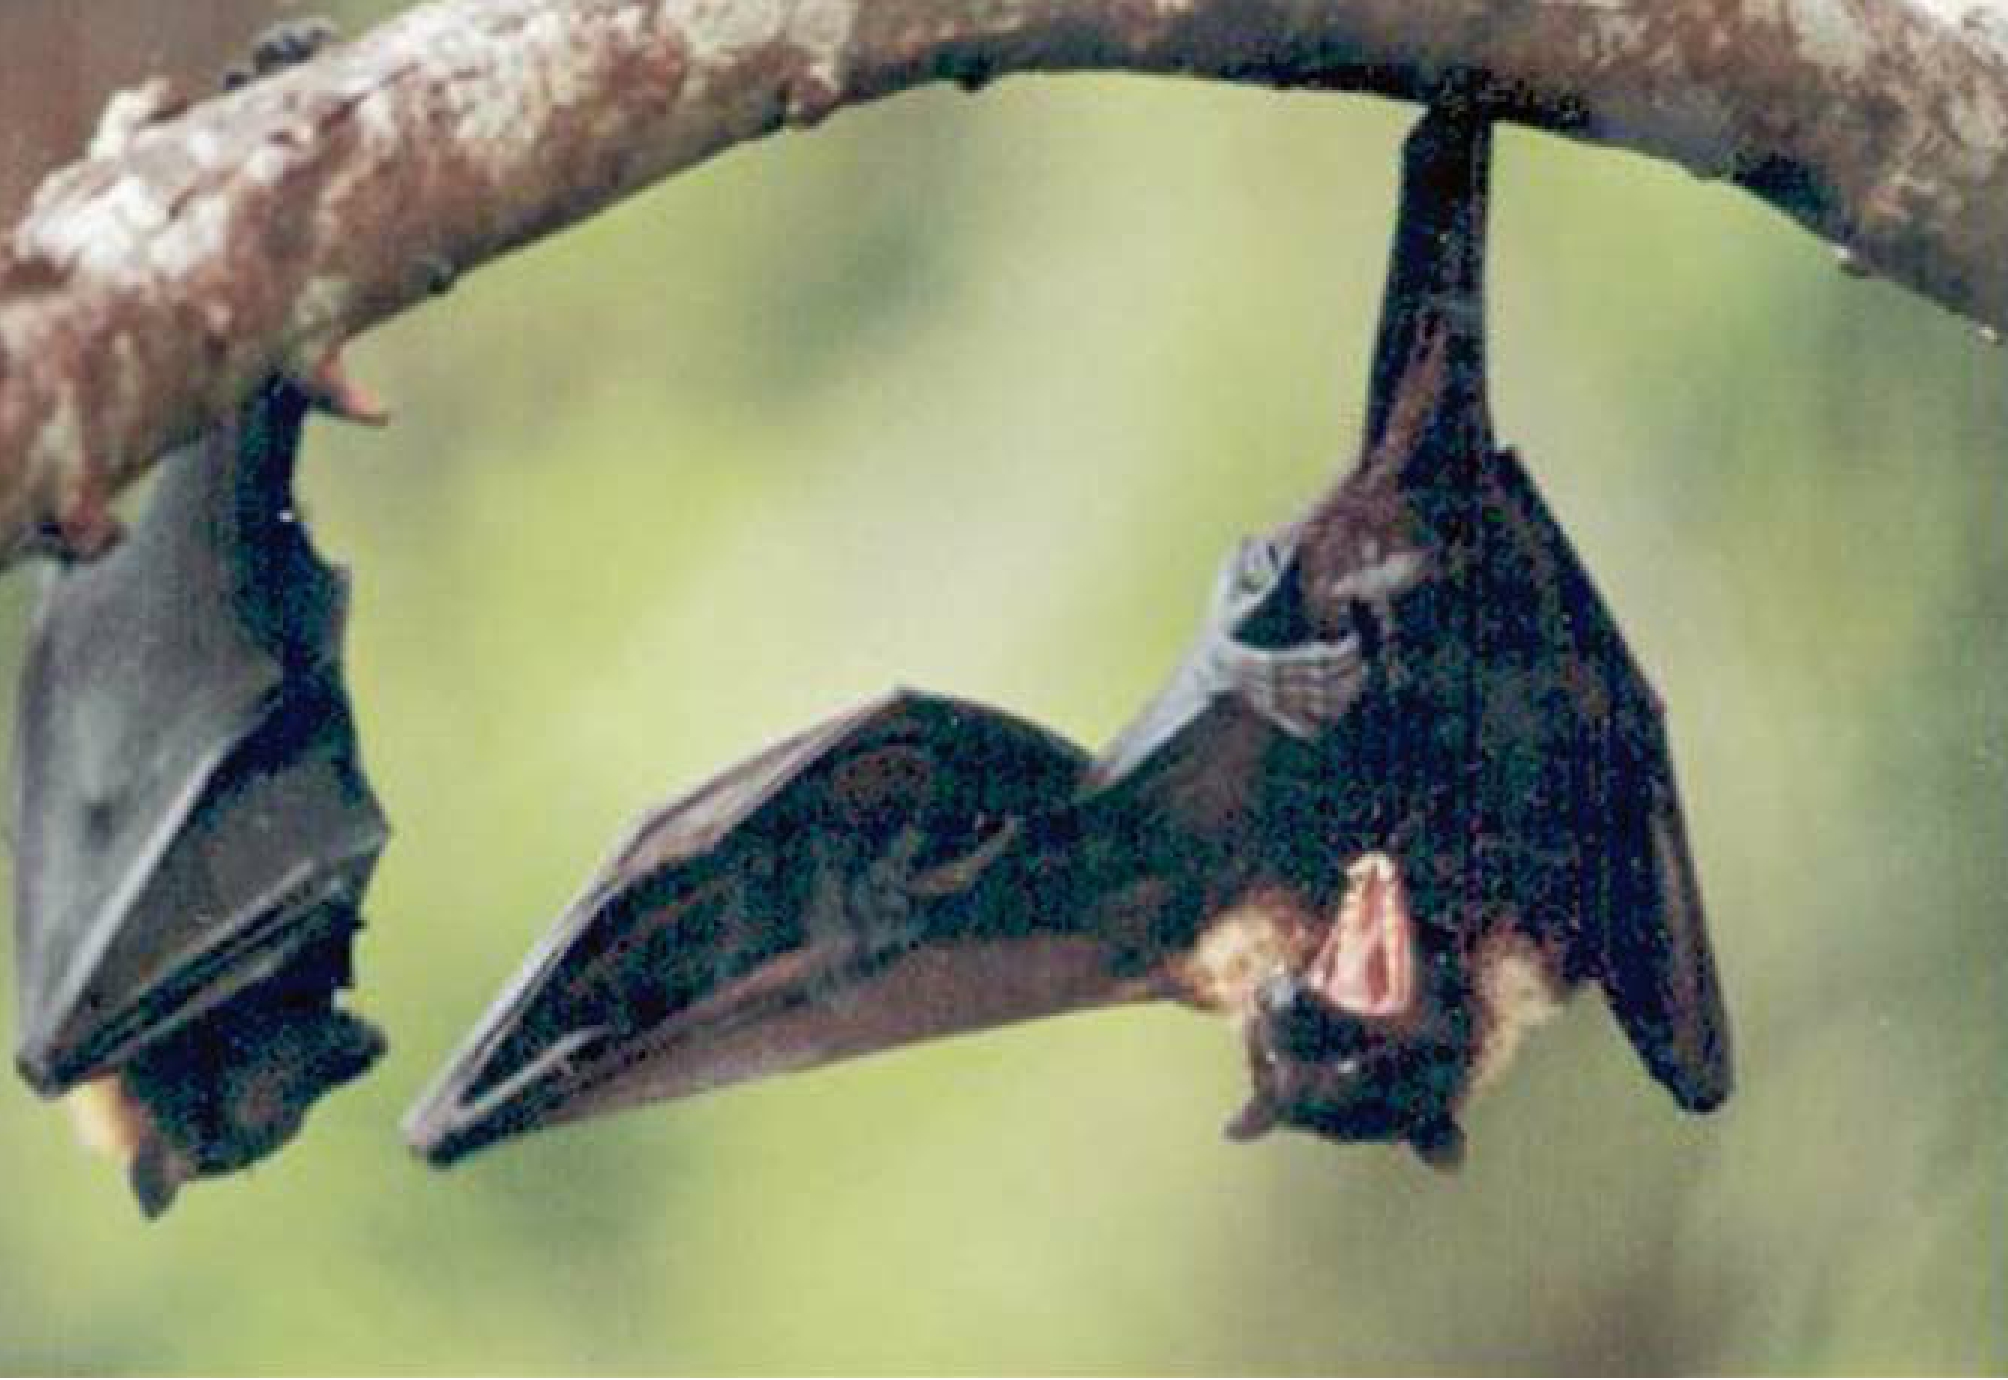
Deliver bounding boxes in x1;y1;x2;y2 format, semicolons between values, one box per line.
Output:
1;2;2003;1374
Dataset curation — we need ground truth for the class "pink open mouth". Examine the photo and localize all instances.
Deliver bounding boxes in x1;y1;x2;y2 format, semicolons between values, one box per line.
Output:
1305;852;1416;1019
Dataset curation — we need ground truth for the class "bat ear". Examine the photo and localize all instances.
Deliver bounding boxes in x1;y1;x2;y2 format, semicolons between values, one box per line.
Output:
1223;1094;1281;1142
1407;1115;1465;1172
128;1140;186;1220
1596;752;1734;1113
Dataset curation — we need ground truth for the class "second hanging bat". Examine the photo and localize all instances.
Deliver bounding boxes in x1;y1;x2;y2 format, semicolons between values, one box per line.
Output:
11;378;390;1217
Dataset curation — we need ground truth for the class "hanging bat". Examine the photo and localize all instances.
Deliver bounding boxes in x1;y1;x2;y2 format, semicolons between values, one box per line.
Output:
404;106;1732;1169
11;376;389;1216
1072;107;1732;1162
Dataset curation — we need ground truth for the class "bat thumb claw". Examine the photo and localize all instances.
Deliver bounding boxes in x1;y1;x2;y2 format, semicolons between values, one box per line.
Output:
297;350;390;426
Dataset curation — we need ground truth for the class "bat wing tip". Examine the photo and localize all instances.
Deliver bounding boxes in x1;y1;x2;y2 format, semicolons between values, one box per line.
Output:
1684;1082;1733;1115
14;1031;94;1098
397;1073;463;1163
398;1093;513;1169
398;1121;458;1168
397;1041;544;1169
396;1097;455;1164
1617;997;1734;1117
15;1044;60;1096
1663;1045;1734;1115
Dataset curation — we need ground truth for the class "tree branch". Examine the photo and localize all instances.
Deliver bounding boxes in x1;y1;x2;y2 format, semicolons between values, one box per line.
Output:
1;0;2002;563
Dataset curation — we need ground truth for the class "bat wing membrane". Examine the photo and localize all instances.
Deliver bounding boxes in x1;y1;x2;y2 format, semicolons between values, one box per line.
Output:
1598;715;1734;1110
1479;447;1733;1111
404;689;1105;1164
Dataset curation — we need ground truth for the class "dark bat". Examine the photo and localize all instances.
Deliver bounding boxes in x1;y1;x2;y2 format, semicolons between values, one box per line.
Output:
405;107;1731;1169
404;691;1106;1164
1074;107;1732;1163
11;377;389;1216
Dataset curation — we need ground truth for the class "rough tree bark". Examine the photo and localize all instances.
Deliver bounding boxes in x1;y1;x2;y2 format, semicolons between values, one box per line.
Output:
0;0;2002;564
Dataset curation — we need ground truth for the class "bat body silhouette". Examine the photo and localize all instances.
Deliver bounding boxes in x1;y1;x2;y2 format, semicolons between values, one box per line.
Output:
1075;110;1731;1161
406;108;1730;1168
12;378;388;1215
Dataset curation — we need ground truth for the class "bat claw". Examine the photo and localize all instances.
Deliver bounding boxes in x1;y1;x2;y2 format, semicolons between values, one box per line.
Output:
226;17;340;88
296;349;389;426
1208;634;1367;739
32;467;128;564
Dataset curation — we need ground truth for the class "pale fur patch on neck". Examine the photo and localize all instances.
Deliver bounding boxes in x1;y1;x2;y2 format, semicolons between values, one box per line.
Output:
63;1076;150;1165
1467;931;1566;1095
1174;891;1316;1015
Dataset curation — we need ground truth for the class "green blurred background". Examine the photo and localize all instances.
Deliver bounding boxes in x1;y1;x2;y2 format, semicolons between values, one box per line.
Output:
1;2;2003;1373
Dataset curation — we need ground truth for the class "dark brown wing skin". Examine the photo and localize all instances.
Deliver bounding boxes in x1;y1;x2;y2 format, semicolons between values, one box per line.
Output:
10;380;388;1215
403;691;1122;1166
1465;443;1733;1113
1596;675;1734;1111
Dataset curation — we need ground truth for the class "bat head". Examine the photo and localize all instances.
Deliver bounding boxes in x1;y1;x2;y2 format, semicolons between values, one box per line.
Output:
1212;852;1563;1168
56;928;383;1218
119;982;384;1217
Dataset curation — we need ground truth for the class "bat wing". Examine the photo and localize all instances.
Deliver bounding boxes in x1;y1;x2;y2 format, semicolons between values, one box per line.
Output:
404;689;1121;1166
1597;701;1734;1111
1478;447;1733;1112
